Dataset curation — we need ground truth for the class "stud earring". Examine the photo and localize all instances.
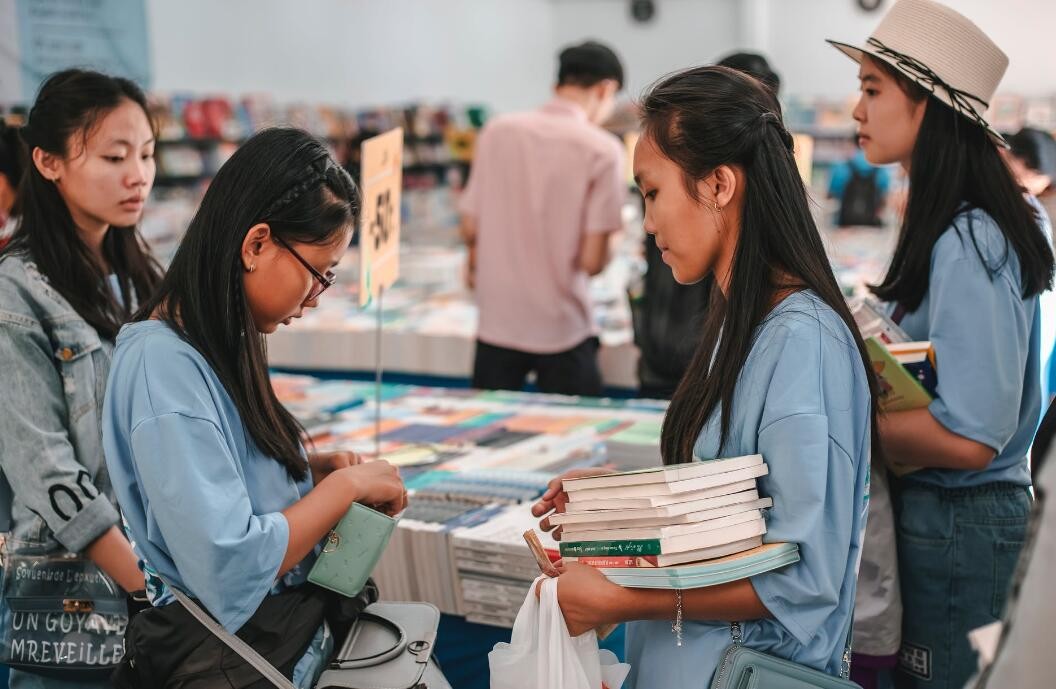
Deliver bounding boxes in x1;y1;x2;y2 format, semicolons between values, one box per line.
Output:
248;264;256;273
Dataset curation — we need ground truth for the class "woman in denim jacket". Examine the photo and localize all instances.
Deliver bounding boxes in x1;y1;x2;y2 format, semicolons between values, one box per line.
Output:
0;70;161;688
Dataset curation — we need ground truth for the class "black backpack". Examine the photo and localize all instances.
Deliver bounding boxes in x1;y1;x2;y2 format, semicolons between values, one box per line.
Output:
837;166;882;227
631;235;712;398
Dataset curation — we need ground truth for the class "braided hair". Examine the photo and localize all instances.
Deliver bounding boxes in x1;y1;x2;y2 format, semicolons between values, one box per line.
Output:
137;128;360;480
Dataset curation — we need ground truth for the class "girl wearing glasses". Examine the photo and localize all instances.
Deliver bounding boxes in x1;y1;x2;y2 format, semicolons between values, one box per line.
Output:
102;128;407;687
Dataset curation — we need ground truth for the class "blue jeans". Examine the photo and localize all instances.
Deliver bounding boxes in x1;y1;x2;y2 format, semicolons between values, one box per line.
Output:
892;480;1031;689
8;669;109;689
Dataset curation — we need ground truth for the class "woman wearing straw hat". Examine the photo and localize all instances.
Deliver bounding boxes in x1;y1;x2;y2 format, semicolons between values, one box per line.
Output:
829;1;1054;688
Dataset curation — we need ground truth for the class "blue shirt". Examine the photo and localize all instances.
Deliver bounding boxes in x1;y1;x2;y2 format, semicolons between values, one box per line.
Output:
625;291;871;687
828;150;892;199
103;320;327;685
894;208;1041;488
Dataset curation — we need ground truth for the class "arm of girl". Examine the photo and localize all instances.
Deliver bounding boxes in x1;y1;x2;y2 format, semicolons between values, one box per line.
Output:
539;561;770;637
879;408;996;470
85;525;146;592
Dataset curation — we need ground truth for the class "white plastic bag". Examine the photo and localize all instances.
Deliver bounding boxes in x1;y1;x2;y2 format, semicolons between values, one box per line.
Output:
489;575;630;689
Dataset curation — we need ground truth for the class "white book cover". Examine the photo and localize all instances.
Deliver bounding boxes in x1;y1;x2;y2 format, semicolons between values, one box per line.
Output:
561;499;772;541
564;454;763;492
650;536;764;567
549;488;762;526
566;463;768;501
568;479;762;510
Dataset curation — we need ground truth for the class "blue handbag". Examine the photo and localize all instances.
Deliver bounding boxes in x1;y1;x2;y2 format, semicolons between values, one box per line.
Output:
710;620;860;689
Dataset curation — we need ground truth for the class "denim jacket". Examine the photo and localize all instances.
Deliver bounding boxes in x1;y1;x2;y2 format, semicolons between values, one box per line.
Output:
0;251;121;555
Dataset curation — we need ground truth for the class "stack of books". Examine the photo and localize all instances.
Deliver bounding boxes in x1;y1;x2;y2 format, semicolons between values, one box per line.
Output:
551;455;800;589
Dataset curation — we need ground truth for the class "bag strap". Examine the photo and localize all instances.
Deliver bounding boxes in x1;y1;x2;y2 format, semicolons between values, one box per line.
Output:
328;612;407;669
168;586;295;689
841;611;854;680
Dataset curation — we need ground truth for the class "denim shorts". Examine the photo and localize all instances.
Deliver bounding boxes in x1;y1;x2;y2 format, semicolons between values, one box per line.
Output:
892;480;1031;689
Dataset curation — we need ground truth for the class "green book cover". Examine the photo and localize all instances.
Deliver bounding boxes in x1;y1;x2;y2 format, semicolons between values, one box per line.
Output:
560;539;662;557
865;337;933;412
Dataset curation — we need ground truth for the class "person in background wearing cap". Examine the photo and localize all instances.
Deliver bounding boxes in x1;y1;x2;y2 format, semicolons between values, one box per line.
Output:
459;41;626;396
829;1;1055;688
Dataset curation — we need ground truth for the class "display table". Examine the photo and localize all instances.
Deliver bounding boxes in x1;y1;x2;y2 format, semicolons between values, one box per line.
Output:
272;373;663;689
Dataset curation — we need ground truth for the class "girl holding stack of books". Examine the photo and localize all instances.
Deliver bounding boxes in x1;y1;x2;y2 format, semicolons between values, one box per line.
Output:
827;1;1053;687
533;65;878;686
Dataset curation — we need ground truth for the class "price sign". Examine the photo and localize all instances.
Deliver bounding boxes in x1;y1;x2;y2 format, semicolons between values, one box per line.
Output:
359;128;403;306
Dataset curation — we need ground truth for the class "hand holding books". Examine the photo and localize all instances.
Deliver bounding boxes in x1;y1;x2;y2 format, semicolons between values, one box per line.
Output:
533;456;798;588
531;466;616;541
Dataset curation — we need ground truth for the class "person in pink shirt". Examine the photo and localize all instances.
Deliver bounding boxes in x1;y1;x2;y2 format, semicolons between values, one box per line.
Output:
459;41;627;396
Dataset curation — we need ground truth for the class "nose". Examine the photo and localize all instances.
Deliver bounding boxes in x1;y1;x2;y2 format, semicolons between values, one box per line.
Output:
642;208;656;236
852;94;866;125
127;157;150;188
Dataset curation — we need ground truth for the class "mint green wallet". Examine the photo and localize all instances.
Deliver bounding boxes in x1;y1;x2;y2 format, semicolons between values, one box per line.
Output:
308;503;397;598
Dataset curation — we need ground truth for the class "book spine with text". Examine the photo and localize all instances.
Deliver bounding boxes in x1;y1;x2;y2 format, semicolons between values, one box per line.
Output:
559;539;662;557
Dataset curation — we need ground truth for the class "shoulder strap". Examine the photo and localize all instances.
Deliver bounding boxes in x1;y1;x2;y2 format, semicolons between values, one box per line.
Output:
168;586;295;689
842;611;854;679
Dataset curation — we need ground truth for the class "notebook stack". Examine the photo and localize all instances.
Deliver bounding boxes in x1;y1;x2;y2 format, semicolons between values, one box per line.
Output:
553;455;800;589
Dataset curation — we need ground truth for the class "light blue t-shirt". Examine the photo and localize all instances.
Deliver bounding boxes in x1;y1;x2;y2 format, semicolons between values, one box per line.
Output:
893;207;1041;488
625;291;871;687
102;320;326;685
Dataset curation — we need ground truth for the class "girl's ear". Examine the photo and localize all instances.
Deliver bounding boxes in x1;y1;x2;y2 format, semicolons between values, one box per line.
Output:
32;147;63;182
241;223;271;272
711;165;738;210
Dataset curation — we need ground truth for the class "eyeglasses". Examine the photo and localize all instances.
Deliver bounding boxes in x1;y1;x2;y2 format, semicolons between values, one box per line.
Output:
272;235;336;301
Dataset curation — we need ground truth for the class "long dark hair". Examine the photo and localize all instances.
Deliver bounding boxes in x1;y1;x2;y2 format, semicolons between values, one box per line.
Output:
869;61;1054;309
644;66;881;465
136;128;359;480
0;69;162;339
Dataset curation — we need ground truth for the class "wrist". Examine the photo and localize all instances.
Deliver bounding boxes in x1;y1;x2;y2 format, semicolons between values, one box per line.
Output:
598;580;645;626
612;584;670;624
327;466;361;506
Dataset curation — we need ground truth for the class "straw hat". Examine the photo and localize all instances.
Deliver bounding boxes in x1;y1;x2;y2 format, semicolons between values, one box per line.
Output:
827;0;1009;146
